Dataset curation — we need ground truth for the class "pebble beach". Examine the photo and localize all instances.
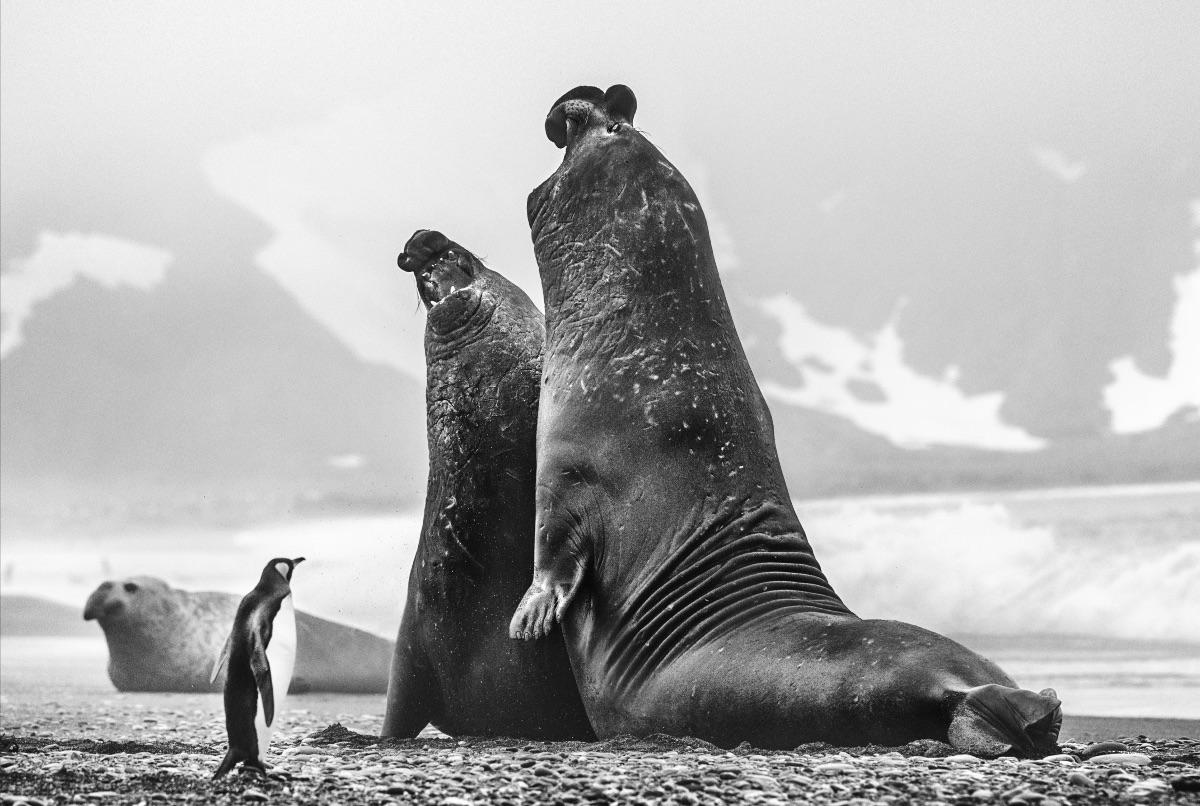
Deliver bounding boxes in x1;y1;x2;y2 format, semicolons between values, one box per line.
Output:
2;689;1198;805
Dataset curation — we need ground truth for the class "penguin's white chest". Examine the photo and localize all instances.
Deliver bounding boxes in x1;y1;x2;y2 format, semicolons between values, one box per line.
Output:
254;593;297;756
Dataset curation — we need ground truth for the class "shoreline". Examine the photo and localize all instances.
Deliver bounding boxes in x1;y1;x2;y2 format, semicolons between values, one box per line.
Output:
794;478;1200;509
3;656;1197;804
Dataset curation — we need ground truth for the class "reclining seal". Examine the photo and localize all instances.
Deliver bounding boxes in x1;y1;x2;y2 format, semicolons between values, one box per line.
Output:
83;576;393;693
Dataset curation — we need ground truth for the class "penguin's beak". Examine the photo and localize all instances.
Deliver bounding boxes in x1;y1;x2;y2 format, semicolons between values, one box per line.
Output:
293;557;306;566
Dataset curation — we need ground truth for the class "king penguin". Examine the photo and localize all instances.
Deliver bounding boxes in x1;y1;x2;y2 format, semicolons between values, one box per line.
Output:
211;556;304;779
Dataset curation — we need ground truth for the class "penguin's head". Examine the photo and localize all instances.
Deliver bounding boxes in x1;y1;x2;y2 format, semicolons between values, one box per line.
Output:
83;576;170;623
265;556;305;584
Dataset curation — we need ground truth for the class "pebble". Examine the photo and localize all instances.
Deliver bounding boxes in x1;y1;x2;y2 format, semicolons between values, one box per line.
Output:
281;746;326;757
1079;741;1128;759
1083;752;1152;766
1173;773;1200;792
2;709;1199;806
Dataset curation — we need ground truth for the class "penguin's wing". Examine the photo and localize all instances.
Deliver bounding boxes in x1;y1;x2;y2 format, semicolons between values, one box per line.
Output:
251;613;276;727
210;632;232;685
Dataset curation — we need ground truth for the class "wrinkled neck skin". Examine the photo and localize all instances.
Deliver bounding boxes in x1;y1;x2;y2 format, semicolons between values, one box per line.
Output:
416;269;544;602
529;122;735;364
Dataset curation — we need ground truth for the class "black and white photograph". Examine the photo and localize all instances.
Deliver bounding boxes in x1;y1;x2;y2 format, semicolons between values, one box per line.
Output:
1;2;1198;803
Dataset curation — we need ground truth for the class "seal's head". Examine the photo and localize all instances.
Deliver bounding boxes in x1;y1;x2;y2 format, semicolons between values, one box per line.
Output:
397;227;544;456
398;229;495;336
398;230;476;308
544;84;637;149
84;576;175;625
397;228;542;352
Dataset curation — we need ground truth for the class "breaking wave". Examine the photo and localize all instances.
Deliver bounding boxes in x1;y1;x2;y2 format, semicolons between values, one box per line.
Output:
800;488;1199;643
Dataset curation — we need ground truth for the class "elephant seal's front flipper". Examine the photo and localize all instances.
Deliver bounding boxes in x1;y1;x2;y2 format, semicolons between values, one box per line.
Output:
948;685;1063;757
508;484;592;641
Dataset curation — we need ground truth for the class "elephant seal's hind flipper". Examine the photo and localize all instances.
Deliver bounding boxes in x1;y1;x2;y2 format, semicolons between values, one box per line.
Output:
947;685;1062;757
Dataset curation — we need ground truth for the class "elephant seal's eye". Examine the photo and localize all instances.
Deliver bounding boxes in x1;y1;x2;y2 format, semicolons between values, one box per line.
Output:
607;122;621;133
124;582;139;594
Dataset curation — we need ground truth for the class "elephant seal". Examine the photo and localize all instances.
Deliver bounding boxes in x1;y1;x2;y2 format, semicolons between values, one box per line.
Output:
509;85;1062;756
83;576;393;693
381;230;593;740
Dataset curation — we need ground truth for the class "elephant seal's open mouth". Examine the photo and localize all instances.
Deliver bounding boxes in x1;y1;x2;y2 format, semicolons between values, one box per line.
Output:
398;229;476;309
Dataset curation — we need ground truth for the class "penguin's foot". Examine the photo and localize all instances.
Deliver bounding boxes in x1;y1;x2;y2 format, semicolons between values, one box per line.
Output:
947;684;1062;758
234;757;269;778
213;749;249;780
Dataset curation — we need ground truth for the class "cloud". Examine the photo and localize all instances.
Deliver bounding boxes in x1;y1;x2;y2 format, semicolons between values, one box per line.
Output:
203;93;552;381
203;94;748;384
818;189;848;214
759;295;1046;451
1104;266;1200;433
1;231;172;358
326;453;366;470
203;100;429;380
1031;145;1088;184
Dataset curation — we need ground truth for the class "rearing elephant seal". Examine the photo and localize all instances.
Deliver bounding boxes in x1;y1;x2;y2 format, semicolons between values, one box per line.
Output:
510;85;1062;756
382;230;593;740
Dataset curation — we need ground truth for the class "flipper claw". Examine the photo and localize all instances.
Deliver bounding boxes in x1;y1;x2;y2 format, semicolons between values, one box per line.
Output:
509;584;561;640
947;684;1062;758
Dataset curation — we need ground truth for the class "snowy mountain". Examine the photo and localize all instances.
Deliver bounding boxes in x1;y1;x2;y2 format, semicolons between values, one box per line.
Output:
3;4;1198;528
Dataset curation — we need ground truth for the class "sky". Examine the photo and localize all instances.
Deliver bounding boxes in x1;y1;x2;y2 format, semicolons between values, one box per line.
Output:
4;8;1198;721
2;1;1199;452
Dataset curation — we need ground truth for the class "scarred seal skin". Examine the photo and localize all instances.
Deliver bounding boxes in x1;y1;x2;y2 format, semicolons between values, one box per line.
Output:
382;230;594;740
509;85;1062;756
83;576;393;693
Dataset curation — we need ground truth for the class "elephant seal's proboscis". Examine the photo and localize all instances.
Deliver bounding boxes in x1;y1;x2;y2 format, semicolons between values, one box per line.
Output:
510;85;1061;756
84;576;393;694
382;229;594;740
